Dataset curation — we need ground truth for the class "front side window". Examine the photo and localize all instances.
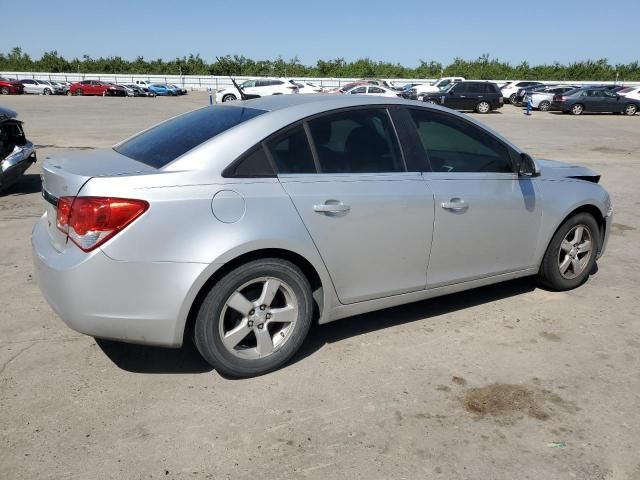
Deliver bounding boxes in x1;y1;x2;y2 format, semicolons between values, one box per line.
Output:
115;106;266;168
266;125;316;174
368;86;385;94
307;108;404;174
349;86;366;94
408;109;514;173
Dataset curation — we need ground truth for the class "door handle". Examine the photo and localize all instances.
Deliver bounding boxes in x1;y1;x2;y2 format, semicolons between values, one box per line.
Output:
313;202;351;214
441;199;469;211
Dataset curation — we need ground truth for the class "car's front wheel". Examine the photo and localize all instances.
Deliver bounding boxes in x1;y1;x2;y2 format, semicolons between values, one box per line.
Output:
194;258;313;377
538;212;599;291
222;94;236;102
623;103;638;116
509;93;517;104
0;87;9;95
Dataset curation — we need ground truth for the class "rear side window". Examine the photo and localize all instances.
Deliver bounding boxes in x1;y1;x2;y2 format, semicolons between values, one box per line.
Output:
307;108;404;173
408;109;513;173
114;106;266;168
224;145;275;178
266;125;316;174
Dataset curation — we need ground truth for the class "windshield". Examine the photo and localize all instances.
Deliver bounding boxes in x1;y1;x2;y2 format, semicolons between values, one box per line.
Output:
114;106;266;168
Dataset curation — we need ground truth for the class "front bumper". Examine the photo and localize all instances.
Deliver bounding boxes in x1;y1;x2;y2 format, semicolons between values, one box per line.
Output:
32;215;211;347
598;208;613;259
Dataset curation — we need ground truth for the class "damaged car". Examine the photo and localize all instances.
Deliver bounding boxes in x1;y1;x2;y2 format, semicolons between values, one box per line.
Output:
0;107;37;192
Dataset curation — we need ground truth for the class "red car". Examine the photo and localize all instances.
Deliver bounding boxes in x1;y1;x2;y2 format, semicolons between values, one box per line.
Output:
68;80;126;96
0;77;24;95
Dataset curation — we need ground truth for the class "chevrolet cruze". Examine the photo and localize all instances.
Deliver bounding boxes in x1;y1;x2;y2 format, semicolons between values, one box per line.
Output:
32;95;612;377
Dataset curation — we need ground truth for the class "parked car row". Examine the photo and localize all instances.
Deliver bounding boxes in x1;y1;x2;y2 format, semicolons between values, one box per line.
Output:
0;78;189;97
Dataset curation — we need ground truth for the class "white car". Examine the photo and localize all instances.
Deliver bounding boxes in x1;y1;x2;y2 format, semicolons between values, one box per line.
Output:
289;80;324;94
19;79;65;95
412;77;465;96
344;85;400;98
501;80;544;104
215;79;299;103
529;85;579;111
135;80;152;89
618;86;640;101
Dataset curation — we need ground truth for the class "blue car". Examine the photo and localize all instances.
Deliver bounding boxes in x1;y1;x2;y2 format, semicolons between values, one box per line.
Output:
147;84;176;96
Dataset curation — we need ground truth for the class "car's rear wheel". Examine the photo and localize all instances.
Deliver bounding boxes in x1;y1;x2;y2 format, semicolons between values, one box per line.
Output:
0;87;9;95
538;100;551;111
538;212;599;291
222;94;236;102
623;103;638;116
475;101;491;113
509;93;517;104
75;89;83;96
194;258;313;377
570;103;584;115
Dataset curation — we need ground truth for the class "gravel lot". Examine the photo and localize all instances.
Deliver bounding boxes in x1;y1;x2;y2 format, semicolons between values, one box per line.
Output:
1;94;639;480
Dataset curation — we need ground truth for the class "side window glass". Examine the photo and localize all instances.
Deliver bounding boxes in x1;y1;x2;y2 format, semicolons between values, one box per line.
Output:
408;109;513;173
226;145;275;177
368;86;385;94
266;125;316;174
350;86;366;94
307;108;404;174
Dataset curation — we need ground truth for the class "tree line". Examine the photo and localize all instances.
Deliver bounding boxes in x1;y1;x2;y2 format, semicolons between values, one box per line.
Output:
1;48;639;81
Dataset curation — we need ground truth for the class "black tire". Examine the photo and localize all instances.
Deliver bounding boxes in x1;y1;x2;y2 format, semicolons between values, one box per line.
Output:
194;258;313;378
570;103;584;115
538;212;600;291
43;88;51;95
0;87;9;95
509;93;517;104
623;103;638;116
222;94;236;102
538;100;551;112
475;101;491;113
75;89;83;96
66;90;72;96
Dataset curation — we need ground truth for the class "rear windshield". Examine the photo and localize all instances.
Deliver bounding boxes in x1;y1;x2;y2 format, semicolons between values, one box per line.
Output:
114;106;266;168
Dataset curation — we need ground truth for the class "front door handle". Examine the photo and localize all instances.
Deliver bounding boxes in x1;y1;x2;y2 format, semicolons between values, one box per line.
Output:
441;198;469;211
313;201;351;214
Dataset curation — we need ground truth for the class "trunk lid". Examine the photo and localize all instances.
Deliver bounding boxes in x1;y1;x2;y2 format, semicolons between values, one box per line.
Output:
41;148;155;251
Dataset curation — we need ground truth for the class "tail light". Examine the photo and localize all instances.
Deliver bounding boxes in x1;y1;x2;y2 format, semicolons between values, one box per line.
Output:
56;196;149;252
554;95;565;102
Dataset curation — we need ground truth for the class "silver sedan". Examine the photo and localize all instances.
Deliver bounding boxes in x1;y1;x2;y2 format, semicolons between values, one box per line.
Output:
32;95;612;377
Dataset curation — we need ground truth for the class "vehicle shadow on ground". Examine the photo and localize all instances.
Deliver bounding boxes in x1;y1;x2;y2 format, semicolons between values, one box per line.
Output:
0;173;41;196
96;277;537;376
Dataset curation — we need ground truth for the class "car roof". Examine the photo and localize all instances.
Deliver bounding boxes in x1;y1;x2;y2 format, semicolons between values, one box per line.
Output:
0;106;18;121
234;93;410;112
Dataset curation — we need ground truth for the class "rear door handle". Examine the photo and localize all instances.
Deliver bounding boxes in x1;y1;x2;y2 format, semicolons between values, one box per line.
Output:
441;199;469;211
313;202;351;214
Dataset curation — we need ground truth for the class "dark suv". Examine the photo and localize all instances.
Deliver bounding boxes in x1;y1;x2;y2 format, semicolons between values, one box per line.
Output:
419;81;503;113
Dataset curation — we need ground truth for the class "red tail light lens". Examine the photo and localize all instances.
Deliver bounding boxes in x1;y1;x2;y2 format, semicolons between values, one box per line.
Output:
56;196;149;252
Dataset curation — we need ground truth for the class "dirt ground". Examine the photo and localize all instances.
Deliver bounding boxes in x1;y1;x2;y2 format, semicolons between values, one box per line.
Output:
1;94;639;480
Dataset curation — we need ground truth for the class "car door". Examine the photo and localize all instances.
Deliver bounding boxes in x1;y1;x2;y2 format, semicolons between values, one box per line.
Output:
601;89;623;112
21;80;36;94
583;89;605;111
442;83;467;109
274;108;435;304
403;107;542;287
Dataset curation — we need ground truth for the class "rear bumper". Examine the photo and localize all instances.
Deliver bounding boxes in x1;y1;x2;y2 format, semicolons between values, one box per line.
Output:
31;215;212;347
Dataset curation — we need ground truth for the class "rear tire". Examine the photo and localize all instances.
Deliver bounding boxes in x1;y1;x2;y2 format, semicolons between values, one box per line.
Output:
0;87;9;95
475;101;491;113
537;212;599;291
194;258;313;378
570;103;584;115
623;103;638;116
538;100;551;111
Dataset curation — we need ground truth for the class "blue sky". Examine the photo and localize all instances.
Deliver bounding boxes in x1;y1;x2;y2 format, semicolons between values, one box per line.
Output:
5;0;640;66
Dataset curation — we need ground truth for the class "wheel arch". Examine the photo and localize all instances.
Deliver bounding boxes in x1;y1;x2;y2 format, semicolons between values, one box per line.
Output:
180;248;328;346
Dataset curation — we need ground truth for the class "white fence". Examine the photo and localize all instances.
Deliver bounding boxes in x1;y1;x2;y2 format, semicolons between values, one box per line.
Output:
2;72;639;91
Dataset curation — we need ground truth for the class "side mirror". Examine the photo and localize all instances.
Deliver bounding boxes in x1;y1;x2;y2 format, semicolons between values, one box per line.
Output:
518;153;540;177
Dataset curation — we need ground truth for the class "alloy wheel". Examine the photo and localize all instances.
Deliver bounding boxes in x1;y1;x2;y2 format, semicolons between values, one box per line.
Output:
571;104;583;115
558;224;593;279
218;277;298;359
477;101;490;113
539;101;551;111
624;104;637;116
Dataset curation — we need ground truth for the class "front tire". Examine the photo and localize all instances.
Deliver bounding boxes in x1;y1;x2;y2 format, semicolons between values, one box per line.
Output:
222;94;236;102
509;93;517;104
623;103;638;116
75;89;83;96
538;212;599;291
0;87;9;95
43;88;51;95
194;258;313;378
